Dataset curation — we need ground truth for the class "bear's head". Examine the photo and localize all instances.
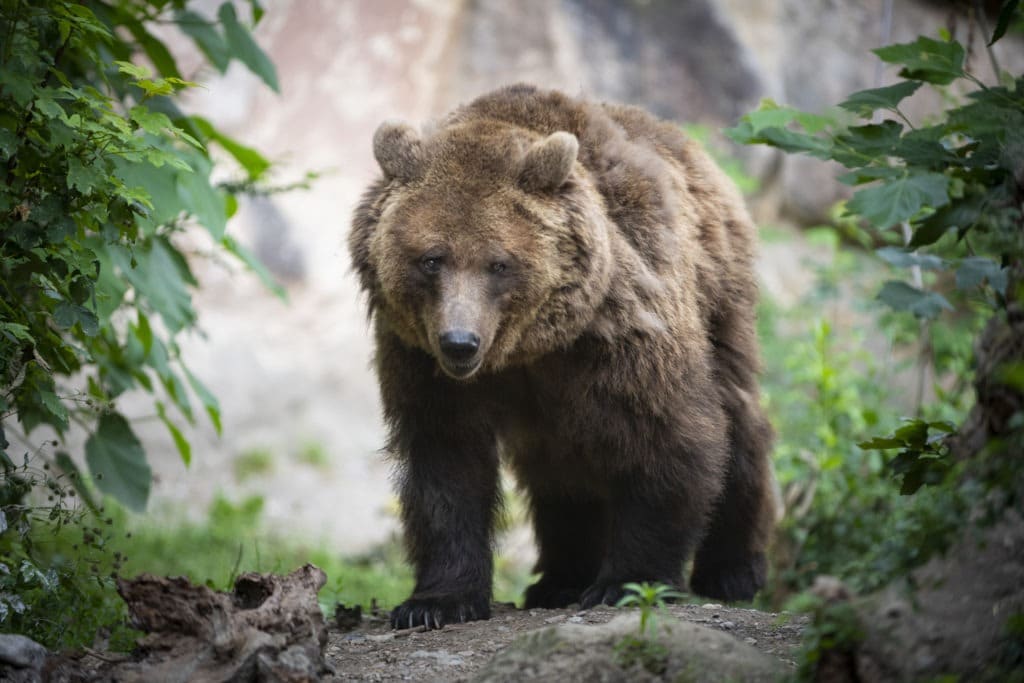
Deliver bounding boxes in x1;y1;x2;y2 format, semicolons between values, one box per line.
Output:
352;118;615;380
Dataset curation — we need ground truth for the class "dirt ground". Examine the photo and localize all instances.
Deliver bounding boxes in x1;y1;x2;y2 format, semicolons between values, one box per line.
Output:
324;601;808;681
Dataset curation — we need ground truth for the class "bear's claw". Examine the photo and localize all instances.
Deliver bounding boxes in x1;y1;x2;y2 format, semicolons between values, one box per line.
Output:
579;580;629;609
390;593;491;630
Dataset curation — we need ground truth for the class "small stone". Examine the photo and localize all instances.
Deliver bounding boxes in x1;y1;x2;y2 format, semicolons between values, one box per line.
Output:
568;616;584;623
721;620;735;629
0;634;47;669
701;603;723;609
543;615;564;624
745;637;758;645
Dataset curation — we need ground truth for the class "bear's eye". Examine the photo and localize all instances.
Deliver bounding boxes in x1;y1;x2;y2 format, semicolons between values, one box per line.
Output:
420;256;442;275
489;262;507;275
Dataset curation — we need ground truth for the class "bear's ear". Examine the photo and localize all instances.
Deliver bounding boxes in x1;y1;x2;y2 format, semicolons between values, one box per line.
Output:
373;121;423;182
518;131;578;193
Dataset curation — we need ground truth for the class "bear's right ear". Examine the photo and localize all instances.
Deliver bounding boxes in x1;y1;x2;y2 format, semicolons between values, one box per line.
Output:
518;131;579;193
373;121;423;182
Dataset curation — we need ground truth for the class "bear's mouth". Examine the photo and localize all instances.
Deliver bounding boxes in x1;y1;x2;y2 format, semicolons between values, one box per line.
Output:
438;357;483;380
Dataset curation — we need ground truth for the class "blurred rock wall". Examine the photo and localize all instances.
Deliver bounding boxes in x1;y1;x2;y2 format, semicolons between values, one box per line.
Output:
132;0;1021;551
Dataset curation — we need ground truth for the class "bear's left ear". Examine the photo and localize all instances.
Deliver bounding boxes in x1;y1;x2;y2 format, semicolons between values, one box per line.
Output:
373;121;423;182
518;131;578;193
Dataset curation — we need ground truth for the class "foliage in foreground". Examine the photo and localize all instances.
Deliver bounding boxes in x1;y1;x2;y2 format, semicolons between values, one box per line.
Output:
1;0;289;645
734;3;1024;606
2;483;415;649
734;1;1024;678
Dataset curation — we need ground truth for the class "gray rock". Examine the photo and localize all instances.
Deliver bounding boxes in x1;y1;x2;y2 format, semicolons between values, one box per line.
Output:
0;633;46;670
472;613;784;683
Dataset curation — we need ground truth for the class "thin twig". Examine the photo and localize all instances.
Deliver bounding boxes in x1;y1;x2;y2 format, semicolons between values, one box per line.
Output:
973;1;1002;81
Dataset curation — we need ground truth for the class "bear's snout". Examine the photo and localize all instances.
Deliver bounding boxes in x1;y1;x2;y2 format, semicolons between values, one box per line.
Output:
439;330;480;362
436;329;484;379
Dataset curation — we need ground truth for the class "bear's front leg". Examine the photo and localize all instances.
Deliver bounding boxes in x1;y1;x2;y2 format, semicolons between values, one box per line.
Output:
391;432;499;629
377;335;500;630
579;470;712;608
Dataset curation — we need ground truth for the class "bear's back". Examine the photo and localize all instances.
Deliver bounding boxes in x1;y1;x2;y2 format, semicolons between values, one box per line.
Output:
451;85;757;330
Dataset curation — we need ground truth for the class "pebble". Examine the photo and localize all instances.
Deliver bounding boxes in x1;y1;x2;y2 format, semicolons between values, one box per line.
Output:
745;637;758;645
0;634;47;669
568;616;584;624
701;603;723;609
721;621;735;630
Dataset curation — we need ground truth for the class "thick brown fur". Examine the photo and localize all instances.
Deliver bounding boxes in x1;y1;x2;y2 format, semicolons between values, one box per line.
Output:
349;84;776;630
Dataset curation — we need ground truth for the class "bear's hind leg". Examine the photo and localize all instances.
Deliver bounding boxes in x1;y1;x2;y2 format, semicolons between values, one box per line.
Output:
578;471;708;609
523;494;606;609
690;391;775;602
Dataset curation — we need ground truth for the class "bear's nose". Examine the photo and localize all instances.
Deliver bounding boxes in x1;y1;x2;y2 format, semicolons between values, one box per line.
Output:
439;330;480;362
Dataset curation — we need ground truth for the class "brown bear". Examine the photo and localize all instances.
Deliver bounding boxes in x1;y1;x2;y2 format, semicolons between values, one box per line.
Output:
349;84;775;630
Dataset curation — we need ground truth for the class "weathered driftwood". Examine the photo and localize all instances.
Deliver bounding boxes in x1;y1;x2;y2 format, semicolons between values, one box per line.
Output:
46;564;330;683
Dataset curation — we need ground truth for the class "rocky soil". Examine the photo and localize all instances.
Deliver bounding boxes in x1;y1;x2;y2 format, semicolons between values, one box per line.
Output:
324;601;807;681
1;579;807;682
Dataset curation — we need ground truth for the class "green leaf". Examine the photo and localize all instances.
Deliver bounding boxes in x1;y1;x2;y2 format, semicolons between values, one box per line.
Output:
876;280;954;319
911;194;984;247
726;121;833;159
858;437;906;450
190;115;271;179
249;0;266;24
832;121;903;165
838;81;922;117
157;401;192;467
129;106;174;135
221;234;286;300
121;237;197;333
176;159;227;239
872;36;965;85
955;256;1008;293
0;322;34;345
55;451;100;511
84;413;151;511
836;166;902;186
126;20;182;79
38;387;69;433
114;60;151;79
845;172;949;227
183;366;222;435
176;10;231;71
53;301;99;336
894;420;929;448
67;157;103;193
133;312;154;356
876;247;946;271
990;0;1021;45
218;2;280;92
161;367;194;423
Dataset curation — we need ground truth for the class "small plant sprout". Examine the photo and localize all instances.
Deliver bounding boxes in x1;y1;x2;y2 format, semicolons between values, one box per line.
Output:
616;582;685;635
614;582;685;674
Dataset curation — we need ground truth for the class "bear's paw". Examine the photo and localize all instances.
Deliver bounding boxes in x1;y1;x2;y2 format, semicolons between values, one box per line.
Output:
690;552;767;603
390;592;491;630
523;577;585;609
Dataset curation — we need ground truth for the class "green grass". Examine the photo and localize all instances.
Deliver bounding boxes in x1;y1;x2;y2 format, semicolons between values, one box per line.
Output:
232;448;275;481
295;441;331;469
113;495;413;612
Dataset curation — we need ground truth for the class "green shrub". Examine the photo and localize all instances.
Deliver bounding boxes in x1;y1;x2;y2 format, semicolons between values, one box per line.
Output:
1;0;289;646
